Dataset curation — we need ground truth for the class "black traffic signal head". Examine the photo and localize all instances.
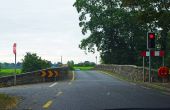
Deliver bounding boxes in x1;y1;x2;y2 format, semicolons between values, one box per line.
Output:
147;32;155;49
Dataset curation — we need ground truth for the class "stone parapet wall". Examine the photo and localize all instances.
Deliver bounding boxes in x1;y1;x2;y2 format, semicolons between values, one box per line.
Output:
0;67;69;87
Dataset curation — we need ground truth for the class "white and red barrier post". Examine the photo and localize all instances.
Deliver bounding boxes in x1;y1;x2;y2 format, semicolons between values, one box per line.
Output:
140;50;165;82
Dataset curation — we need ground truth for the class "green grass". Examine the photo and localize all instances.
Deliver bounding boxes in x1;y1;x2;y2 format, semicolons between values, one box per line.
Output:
74;66;94;70
0;94;18;109
0;69;21;77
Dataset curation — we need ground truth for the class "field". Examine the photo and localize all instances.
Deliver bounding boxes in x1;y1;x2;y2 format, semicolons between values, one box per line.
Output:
0;69;21;77
73;66;94;70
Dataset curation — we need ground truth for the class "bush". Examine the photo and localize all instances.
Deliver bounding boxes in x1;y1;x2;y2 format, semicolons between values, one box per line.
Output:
22;52;51;72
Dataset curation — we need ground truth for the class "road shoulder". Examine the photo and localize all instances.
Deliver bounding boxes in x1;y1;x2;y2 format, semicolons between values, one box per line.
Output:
98;70;170;95
0;93;18;109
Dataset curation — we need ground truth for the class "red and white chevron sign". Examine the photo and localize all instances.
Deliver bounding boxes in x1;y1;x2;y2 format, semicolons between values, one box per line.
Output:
140;50;165;57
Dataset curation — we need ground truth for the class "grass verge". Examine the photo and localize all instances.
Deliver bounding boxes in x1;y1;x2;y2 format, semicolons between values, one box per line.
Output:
0;94;18;109
98;70;170;93
74;66;94;70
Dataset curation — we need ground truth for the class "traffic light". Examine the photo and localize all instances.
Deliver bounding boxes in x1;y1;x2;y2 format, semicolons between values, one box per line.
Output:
147;32;155;49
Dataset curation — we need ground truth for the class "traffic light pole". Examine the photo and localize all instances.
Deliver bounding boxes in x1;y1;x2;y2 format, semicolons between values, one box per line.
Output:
149;49;151;83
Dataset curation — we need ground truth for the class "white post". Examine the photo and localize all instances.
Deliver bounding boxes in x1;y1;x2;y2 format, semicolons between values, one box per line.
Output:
61;56;62;64
149;49;151;83
143;57;145;82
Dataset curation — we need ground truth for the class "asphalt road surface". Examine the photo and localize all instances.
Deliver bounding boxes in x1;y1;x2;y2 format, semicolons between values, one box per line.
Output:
0;70;170;110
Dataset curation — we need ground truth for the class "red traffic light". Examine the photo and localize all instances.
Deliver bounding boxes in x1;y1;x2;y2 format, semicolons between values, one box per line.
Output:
149;33;155;39
147;32;156;49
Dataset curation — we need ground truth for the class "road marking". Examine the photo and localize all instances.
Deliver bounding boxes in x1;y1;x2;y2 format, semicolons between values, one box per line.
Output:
72;71;75;81
140;86;150;90
107;92;111;96
130;83;136;86
27;107;32;110
49;82;58;87
43;100;53;109
100;71;113;77
162;92;170;96
68;82;72;85
56;91;63;96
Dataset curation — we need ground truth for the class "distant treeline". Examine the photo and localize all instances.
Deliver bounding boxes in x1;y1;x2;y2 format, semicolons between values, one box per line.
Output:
0;62;61;69
0;62;22;69
74;61;96;67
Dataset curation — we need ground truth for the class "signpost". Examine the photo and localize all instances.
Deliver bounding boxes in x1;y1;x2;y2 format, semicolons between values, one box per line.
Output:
13;43;17;85
140;50;165;82
140;32;166;82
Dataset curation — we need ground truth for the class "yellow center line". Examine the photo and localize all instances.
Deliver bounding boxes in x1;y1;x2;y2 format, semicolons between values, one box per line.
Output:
43;100;53;109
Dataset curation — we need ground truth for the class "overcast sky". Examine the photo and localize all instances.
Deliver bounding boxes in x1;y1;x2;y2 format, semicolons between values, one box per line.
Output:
0;0;99;64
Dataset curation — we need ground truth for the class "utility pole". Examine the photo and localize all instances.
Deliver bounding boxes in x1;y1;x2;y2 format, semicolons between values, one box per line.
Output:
95;56;97;65
61;56;62;64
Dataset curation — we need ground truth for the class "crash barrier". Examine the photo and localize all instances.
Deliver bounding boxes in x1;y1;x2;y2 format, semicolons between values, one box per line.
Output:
0;67;69;87
94;64;170;82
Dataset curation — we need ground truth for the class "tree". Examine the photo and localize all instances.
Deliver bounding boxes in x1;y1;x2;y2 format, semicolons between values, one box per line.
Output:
165;32;170;67
74;0;147;65
122;0;170;52
22;52;51;72
121;0;170;67
0;63;1;71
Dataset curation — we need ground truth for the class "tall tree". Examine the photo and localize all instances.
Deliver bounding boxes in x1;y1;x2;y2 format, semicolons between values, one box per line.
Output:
122;0;170;50
74;0;147;65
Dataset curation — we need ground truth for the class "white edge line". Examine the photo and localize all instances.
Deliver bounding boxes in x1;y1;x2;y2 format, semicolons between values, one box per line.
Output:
141;86;150;90
49;82;58;87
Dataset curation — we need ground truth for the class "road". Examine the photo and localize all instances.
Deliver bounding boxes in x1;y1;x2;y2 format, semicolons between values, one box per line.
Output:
0;70;170;110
